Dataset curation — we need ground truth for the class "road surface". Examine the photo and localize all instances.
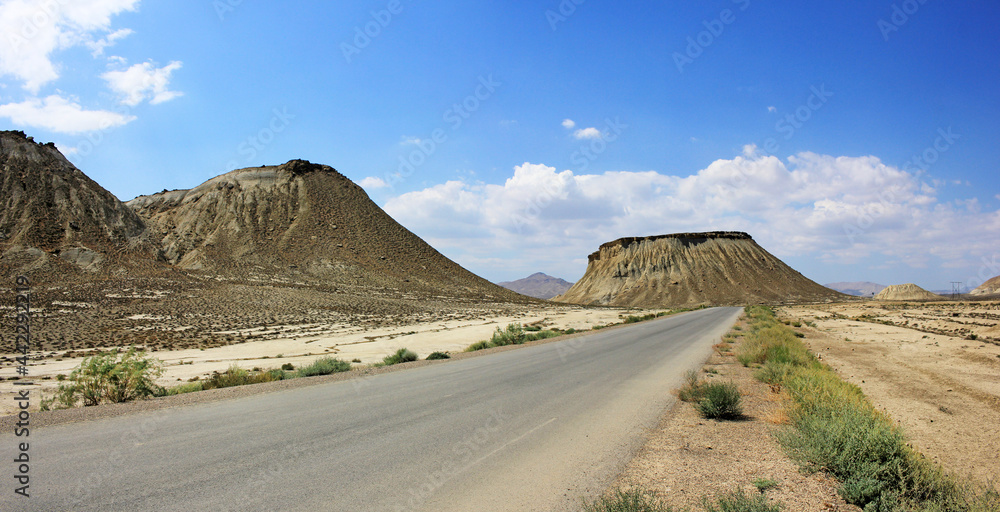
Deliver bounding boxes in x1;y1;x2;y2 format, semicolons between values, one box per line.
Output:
3;306;742;511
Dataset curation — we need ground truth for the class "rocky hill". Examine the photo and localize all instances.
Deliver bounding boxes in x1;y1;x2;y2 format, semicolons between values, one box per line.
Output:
0;130;162;278
0;133;534;354
498;272;574;300
126;159;521;300
874;283;943;301
553;232;845;307
971;276;1000;296
825;281;887;297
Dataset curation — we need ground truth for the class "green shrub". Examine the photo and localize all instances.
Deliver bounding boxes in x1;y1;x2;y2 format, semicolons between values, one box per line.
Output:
202;365;283;390
697;381;743;420
490;324;527;346
382;348;418;366
281;362;295;371
583;488;675;512
524;325;542;332
426;351;451;360
465;340;492;352
296;356;351;377
44;347;164;408
565;328;577;334
702;488;782;512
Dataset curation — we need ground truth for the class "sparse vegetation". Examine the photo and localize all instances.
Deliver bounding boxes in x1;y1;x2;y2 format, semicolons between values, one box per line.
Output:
702;488;781;512
583;487;675;512
464;323;562;352
696;382;743;420
42;347;164;409
201;365;284;390
752;478;779;493
426;351;450;360
296;356;351;377
678;369;707;403
744;306;1000;511
380;348;419;366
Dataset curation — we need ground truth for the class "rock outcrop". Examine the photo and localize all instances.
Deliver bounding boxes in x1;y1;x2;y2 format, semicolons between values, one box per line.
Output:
553;232;844;307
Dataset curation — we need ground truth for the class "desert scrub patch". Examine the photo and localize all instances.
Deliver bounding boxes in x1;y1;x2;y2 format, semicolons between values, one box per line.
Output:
201;365;284;390
41;347;164;409
165;381;205;396
296;356;351;377
744;305;1000;511
465;340;492;352
582;487;675;512
702;488;782;512
678;369;706;403
380;348;418;366
426;351;450;360
697;381;743;420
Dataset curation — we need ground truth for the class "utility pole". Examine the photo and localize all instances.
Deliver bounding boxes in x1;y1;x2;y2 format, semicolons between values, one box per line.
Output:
951;281;963;299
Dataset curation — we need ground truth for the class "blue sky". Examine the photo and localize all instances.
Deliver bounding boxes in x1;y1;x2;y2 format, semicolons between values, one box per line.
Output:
1;1;998;291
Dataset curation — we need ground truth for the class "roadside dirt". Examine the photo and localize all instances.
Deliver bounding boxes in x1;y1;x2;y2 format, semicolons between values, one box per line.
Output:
784;304;1000;483
614;314;859;511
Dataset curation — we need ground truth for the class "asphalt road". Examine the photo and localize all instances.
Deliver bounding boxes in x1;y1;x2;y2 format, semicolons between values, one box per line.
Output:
3;307;742;512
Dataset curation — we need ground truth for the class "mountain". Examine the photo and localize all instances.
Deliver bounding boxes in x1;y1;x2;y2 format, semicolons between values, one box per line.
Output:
825;281;887;297
0;130;161;277
874;283;943;301
127;159;522;300
971;276;1000;296
497;272;574;300
553;232;846;307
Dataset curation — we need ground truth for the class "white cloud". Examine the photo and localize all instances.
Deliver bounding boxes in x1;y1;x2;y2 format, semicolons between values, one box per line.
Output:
0;0;140;92
102;61;183;106
0;94;135;134
384;154;1000;281
359;176;388;189
573;127;602;140
767;106;777;113
562;119;575;129
400;136;422;146
87;27;132;56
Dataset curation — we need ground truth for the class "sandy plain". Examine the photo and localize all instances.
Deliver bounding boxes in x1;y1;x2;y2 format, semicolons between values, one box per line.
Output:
0;305;648;416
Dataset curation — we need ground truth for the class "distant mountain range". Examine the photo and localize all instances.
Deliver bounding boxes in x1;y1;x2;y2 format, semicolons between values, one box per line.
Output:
825;282;887;297
498;272;574;300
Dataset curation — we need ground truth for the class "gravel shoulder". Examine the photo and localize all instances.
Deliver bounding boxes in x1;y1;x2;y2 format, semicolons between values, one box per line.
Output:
612;312;858;511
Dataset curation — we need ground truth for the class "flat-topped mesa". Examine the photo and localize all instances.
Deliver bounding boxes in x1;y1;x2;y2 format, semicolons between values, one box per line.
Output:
591;232;753;262
556;231;845;308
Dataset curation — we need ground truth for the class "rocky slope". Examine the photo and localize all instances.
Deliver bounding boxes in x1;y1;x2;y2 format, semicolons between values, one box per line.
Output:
971;276;1000;296
553;232;845;307
874;283;943;301
498;272;574;300
0;130;161;277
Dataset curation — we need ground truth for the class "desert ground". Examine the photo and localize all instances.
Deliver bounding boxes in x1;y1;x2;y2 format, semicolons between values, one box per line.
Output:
0;303;650;416
783;301;1000;480
615;300;999;510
